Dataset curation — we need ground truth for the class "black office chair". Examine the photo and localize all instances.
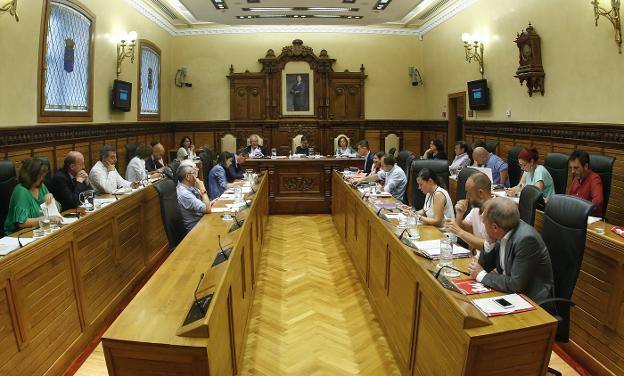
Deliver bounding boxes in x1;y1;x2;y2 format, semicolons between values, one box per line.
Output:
403;153;417;205
538;195;593;376
34;156;53;190
507;146;524;188
518;185;544;227
396;150;414;173
455;167;480;201
544;152;569;194
410;159;450;210
589;153;615;218
153;178;188;250
0;160;17;235
485;141;499;155
198;149;214;183
125;143;138;165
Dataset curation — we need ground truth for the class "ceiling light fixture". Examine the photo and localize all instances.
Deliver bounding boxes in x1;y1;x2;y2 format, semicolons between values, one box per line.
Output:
373;0;392;11
210;0;228;10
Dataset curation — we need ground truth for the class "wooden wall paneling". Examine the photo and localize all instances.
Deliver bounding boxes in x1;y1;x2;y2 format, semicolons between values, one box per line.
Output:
74;142;90;169
604;148;624;225
364;130;381;153
55;144;74;173
228;75;266;120
529;140;552;164
116;137;129;176
7;150;32;176
403;130;422;155
498;137;515;160
115;204;145;288
33;146;55;172
194;132;215;151
89;140;105;170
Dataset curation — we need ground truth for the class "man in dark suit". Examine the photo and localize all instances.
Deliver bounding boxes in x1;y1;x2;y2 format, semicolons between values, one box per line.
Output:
290;74;307;111
226;151;248;182
50;151;93;210
243;134;268;158
469;197;554;303
356;140;374;175
146;142;165;172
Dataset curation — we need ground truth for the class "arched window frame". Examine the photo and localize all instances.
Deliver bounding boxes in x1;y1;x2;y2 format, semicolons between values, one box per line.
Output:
37;0;95;123
137;39;161;121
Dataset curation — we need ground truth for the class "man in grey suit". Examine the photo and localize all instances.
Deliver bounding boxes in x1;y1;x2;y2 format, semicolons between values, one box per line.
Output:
468;197;554;303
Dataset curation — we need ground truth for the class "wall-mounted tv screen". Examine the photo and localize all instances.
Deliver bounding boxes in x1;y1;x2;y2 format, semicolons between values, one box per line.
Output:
467;79;490;110
112;80;132;112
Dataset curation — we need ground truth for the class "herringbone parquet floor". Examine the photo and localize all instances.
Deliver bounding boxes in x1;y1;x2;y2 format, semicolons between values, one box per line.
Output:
239;215;400;375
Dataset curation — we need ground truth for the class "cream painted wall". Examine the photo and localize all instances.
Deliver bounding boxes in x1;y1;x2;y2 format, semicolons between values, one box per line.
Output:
170;33;423;120
421;0;624;124
0;0;172;127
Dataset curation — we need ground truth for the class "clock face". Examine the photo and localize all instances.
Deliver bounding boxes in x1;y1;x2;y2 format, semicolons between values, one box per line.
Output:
521;44;532;62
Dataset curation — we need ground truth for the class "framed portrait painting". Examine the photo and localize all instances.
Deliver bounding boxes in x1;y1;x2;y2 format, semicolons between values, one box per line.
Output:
281;62;314;116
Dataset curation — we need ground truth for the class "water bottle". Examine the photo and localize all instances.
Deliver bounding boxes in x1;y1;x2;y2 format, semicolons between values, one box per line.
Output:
438;238;453;269
288;150;292;159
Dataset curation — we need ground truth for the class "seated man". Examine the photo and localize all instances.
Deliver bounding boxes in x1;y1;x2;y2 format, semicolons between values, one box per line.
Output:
208;152;235;200
446;172;492;251
468;197;554;303
568;150;604;217
295;136;311;155
146;142;165;172
472;146;509;187
244;134;267;158
89;145;139;194
50;151;93;210
356;139;374;174
226;150;248;182
176;164;211;232
449;141;471;175
355;155;407;201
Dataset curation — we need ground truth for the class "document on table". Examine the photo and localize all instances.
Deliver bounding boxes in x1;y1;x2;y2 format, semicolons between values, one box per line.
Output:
62;216;79;225
40;200;61;217
492;190;519;204
0;236;36;256
94;198;116;207
411;240;471;259
471;293;536;317
587;216;602;225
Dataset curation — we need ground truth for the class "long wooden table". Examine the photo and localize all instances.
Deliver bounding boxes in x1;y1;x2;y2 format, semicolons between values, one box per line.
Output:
332;171;557;375
0;185;169;376
244;156;362;214
101;175;269;375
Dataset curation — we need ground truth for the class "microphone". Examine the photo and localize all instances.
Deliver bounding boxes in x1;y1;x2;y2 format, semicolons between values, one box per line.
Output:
434;265;470;280
377;207;384;216
244;199;251;208
193;273;206;314
17;232;23;248
251;185;256;193
398;228;409;240
218;235;229;260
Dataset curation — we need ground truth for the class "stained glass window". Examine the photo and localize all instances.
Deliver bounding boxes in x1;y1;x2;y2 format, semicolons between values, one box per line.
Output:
40;0;93;120
139;42;161;119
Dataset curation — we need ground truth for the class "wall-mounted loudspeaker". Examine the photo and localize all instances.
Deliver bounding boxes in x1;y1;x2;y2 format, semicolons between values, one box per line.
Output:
408;67;423;87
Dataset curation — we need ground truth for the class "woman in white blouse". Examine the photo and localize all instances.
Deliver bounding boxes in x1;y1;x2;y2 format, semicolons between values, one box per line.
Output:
335;136;354;157
177;136;196;160
416;168;455;227
126;143;161;182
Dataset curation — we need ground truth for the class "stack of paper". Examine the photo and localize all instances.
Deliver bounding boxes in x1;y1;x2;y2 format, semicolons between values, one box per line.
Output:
471;293;535;317
492;190;520;204
452;278;492;295
587;216;602;225
411;239;471;259
0;236;36;256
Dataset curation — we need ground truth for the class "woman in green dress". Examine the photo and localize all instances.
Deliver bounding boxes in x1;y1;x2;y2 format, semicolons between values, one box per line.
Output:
4;157;61;235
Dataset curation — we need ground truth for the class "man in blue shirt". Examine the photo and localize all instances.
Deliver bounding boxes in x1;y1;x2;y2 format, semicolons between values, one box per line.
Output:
473;147;509;187
176;163;211;232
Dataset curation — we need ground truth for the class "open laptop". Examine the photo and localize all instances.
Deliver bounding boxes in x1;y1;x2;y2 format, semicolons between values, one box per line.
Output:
471;166;493;183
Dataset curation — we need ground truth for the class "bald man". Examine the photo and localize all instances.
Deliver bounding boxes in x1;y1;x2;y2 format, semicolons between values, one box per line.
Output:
472;147;509;187
50;151;93;210
146;142;166;172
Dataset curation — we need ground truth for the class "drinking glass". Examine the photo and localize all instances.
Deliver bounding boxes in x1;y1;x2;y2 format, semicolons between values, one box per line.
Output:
309;147;315;156
437;238;460;277
398;214;408;229
271;148;277;159
79;190;95;212
39;215;51;235
408;213;420;240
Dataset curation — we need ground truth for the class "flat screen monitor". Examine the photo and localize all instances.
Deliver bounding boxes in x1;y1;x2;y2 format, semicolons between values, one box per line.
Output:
467;79;490;110
112;80;132;112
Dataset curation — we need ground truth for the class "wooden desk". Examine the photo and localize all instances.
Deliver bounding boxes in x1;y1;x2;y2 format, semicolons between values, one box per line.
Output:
244;156;362;214
332;171;557;375
0;186;168;376
101;175;269;375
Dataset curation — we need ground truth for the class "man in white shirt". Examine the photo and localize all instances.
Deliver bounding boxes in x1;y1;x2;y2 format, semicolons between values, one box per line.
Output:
446;172;491;251
244;134;267;158
89;145;139;194
449;141;471;175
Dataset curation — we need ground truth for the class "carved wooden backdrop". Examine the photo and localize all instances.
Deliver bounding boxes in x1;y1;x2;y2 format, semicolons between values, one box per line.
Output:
228;40;366;121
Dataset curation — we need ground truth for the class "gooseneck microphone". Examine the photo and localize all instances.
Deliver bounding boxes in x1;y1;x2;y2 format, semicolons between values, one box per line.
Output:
17;232;24;248
398;228;409;240
218;235;229;260
193;273;206;314
434;265;470;280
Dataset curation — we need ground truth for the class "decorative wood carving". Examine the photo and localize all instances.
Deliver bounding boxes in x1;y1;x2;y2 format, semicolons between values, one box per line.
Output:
514;24;545;96
228;40;366;121
281;176;316;191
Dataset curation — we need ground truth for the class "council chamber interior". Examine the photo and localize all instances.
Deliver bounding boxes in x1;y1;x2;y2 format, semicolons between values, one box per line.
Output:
0;0;623;375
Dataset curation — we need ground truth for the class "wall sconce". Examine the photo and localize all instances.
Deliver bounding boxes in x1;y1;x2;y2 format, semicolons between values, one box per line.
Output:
461;33;485;78
592;0;622;53
0;0;19;22
116;31;138;78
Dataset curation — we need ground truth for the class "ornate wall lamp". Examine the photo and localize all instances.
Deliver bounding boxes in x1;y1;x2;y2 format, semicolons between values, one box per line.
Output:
592;0;622;53
461;33;485;78
0;0;19;22
116;31;138;78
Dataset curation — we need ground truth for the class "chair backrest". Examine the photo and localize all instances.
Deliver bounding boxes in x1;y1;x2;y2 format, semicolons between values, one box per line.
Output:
518;185;544;226
384;133;400;155
221;133;237;153
396;150;414;173
388;147;397;157
544;152;569;194
198;150;214;186
486;141;499;154
333;134;350;151
0;160;17;235
125;143;138;165
541;195;593;342
589;153;615;217
404;153;417;205
456;167;480;201
507;145;524;187
292;134;304;152
153;178;188;249
409;159;450;210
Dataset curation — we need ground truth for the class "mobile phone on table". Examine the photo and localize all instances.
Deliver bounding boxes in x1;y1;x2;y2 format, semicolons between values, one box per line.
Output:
494;297;514;308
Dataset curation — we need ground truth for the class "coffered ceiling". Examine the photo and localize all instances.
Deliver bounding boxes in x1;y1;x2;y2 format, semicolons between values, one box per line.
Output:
131;0;475;35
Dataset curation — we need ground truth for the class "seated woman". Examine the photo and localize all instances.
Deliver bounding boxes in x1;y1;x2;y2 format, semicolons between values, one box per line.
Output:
126;143;161;182
295;136;311;156
422;139;448;160
335;136;354;157
208;152;234;200
370;151;385;175
416;168;455;227
506;148;555;199
177;136;196;160
4;157;62;235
